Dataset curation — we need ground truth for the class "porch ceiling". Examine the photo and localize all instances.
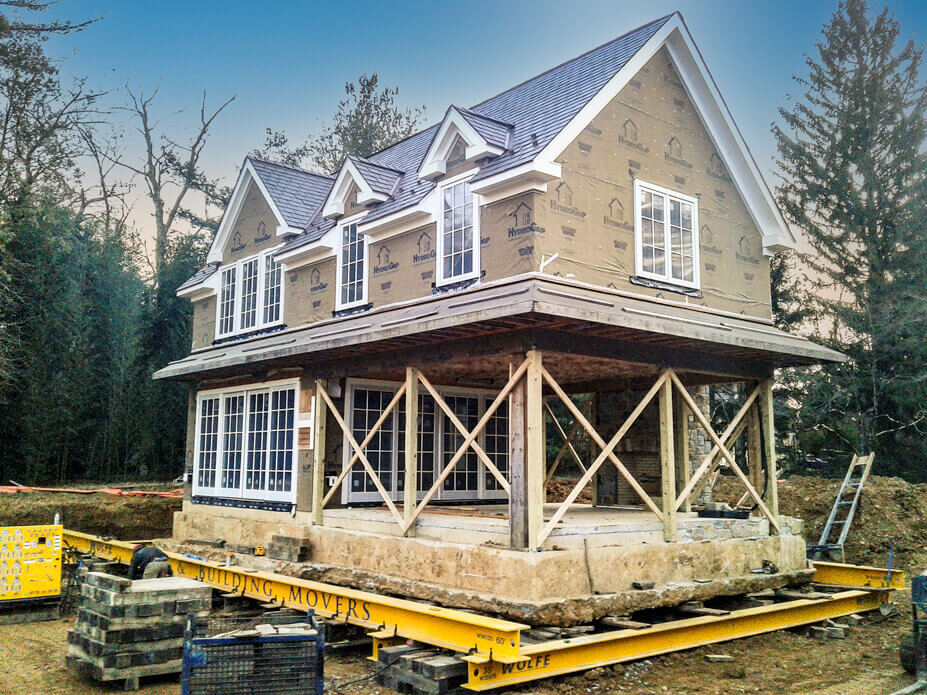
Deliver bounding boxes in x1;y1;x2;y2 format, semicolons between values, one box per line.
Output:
155;274;843;384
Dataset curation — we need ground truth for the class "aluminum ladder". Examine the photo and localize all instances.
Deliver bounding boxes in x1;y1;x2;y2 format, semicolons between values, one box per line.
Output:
807;452;875;561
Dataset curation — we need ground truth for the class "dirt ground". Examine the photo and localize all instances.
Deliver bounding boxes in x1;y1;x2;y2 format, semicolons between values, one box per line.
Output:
0;475;923;694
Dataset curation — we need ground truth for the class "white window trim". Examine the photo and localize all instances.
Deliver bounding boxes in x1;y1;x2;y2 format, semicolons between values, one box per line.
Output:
435;172;481;288
341;378;508;505
633;179;701;291
192;379;299;504
214;246;286;339
335;214;370;311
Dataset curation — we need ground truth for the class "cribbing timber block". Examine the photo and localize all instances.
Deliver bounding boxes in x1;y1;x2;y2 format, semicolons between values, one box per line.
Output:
68;630;185;659
74;620;187;645
414;655;468;680
66;637;184;667
66;648;183;683
266;535;312;562
378;644;423;664
78;597;211;620
377;649;467;695
600;616;651;630
679;603;731;617
561;625;596;636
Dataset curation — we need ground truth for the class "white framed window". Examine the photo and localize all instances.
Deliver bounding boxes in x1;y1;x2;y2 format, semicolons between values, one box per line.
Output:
214;247;286;338
218;268;236;336
633;179;700;289
263;253;282;324
239;258;259;330
337;222;367;310
192;380;298;504
437;179;480;286
342;379;508;504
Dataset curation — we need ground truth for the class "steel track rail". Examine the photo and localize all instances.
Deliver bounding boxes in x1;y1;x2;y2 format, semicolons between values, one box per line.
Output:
63;529;903;689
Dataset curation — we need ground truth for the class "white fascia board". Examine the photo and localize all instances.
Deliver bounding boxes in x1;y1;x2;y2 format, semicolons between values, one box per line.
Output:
359;205;432;243
467;160;561;204
321;158;385;218
534;14;793;253
278;243;335;271
206;160;288;264
419;107;497;181
663;24;794;251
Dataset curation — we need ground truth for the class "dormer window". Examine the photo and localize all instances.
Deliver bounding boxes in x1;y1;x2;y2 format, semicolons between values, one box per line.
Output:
633;179;700;289
215;248;285;339
337;222;367;309
437;179;479;285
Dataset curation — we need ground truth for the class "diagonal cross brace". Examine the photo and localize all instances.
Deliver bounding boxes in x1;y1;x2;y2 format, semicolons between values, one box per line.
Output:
669;373;779;532
317;386;405;526
537;369;669;548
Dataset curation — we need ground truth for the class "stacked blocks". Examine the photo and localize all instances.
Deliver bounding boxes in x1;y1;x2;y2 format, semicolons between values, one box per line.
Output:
67;571;212;690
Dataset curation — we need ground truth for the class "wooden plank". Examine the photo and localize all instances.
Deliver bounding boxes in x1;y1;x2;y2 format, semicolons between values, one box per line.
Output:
311;381;327;525
659;377;677;542
526;350;545;550
673;388;690;513
600;617;651;630
509;357;528;550
404;368;419;536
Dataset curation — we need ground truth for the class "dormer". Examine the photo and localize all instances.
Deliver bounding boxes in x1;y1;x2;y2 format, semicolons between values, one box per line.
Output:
419;106;512;180
321;156;402;218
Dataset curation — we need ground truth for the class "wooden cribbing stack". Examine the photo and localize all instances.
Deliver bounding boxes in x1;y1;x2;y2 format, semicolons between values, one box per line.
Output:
66;570;212;691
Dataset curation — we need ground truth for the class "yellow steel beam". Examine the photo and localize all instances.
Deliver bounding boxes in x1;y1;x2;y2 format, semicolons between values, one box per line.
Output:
812;561;905;590
465;589;888;690
62;529;526;658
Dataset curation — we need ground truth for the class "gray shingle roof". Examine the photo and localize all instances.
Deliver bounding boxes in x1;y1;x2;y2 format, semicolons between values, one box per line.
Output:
177;263;218;292
273;14;672;257
350;156;403;196
248;156;334;229
455;107;512;150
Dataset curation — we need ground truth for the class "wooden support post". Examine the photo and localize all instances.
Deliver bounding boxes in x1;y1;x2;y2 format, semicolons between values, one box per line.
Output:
509;357;528;549
659;376;677;542
589;394;598;508
673;388;690;513
403;368;419;536
759;379;780;530
311;380;328;525
747;388;763;495
525;350;545;550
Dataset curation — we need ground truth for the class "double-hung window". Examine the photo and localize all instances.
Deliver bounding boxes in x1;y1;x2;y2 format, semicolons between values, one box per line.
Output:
437;180;479;285
193;380;297;503
633;180;700;289
337;222;367;309
215;248;285;338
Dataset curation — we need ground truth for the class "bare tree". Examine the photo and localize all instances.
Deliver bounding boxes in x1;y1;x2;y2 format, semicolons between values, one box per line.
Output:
120;85;234;287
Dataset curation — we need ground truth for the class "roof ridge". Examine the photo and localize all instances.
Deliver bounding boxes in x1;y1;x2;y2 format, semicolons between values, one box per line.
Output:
469;13;675;110
247;154;335;179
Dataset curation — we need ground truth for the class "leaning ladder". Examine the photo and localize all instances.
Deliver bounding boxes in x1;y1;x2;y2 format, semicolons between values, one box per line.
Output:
808;453;875;561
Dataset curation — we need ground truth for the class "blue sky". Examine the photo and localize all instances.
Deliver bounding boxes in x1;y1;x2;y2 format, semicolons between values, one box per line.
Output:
45;0;925;220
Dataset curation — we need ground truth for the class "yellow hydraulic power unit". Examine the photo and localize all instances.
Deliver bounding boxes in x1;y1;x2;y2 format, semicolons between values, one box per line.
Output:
0;524;63;602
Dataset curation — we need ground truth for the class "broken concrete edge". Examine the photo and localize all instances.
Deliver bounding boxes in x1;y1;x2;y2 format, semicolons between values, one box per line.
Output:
156;537;815;627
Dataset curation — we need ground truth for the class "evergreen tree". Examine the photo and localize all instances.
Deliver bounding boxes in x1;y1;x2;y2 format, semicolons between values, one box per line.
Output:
259;73;425;173
773;0;927;479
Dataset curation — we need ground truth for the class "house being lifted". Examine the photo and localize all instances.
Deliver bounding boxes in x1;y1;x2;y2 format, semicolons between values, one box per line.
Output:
156;13;842;624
